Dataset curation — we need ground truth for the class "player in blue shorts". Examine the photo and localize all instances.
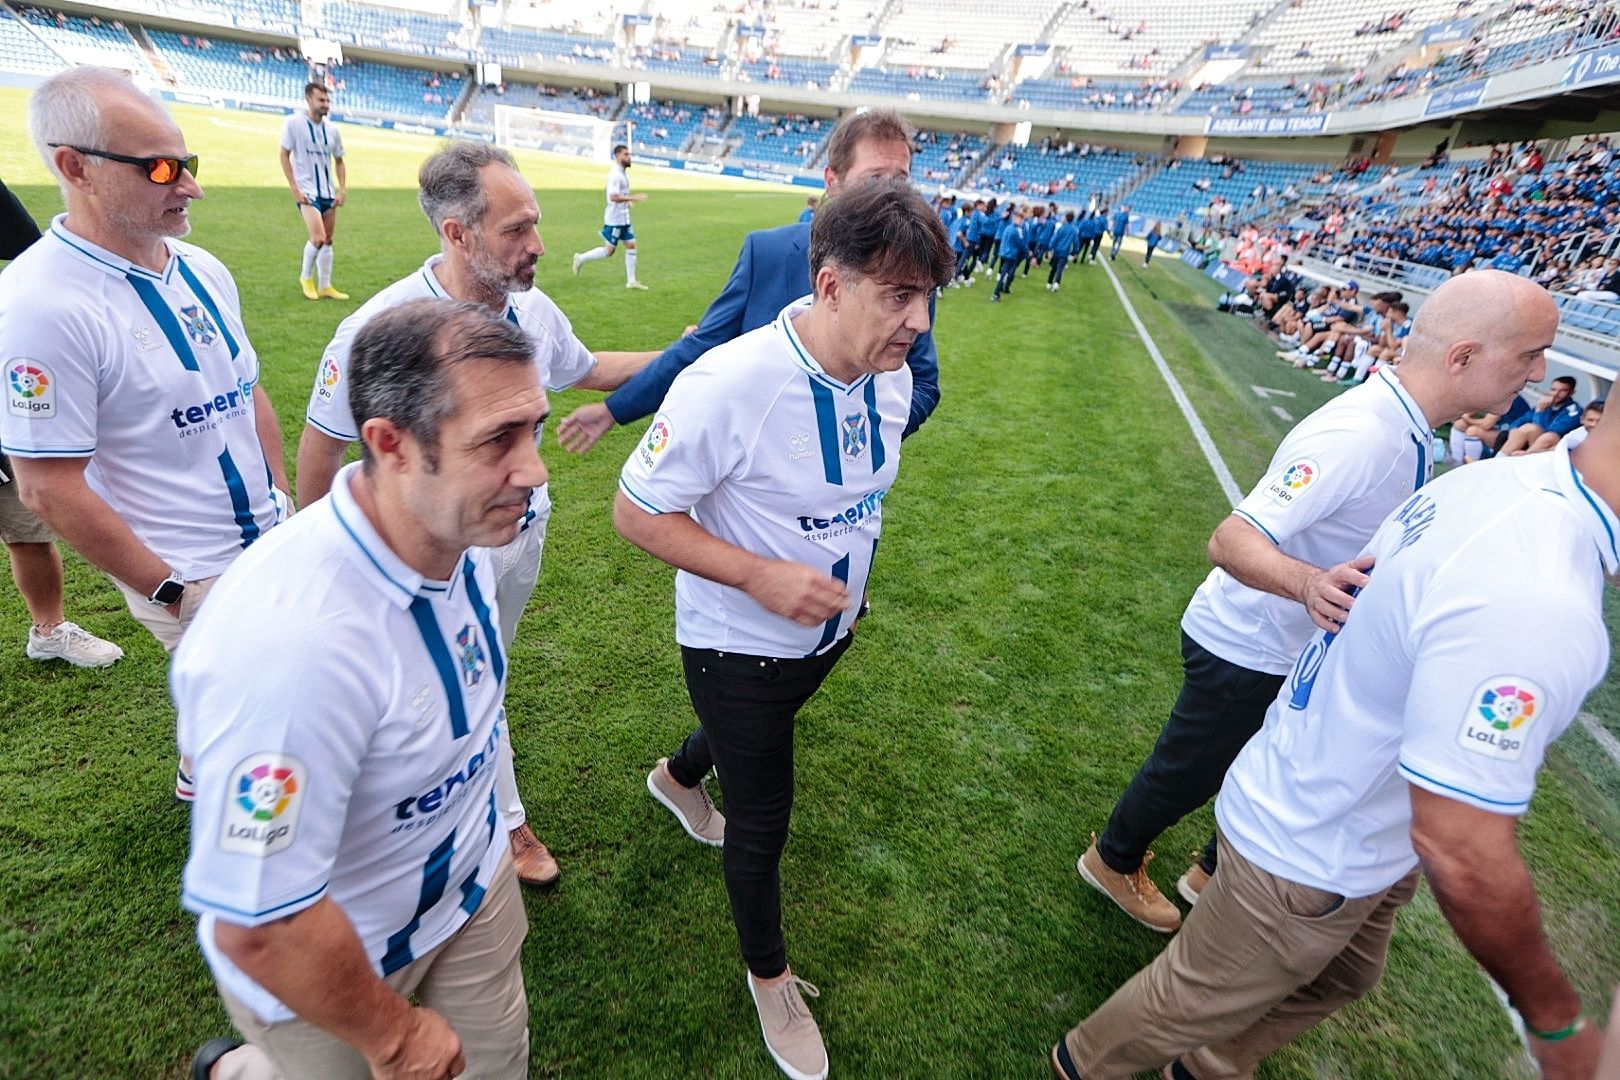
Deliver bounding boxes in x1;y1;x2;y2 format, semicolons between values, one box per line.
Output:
280;82;348;300
572;143;648;289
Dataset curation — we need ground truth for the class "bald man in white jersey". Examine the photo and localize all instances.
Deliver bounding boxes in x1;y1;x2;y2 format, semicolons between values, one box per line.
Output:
1;67;289;800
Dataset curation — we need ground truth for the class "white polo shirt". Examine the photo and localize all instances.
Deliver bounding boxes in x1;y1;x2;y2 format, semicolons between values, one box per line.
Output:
604;164;631;227
0;218;279;580
1181;366;1433;674
176;463;509;1024
280;112;344;203
1216;439;1614;897
619;297;909;658
305;255;597;529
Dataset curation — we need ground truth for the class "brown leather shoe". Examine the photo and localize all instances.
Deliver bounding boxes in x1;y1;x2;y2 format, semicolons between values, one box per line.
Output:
509;823;559;887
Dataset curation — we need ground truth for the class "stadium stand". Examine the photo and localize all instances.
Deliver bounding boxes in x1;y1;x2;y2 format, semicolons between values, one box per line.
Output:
0;9;67;75
1130;156;1318;223
909;128;989;187
1043;0;1273;78
1011;74;1176;111
148;31;308;101
1247;0;1459;76
500;0;618;41
848;65;994;102
462;80;618;126
735;55;839;89
618;99;726;155
725;112;833;169
974;142;1155;206
315;2;472;59
323;59;464;120
878;0;1050;71
14;6;155;76
626;43;722;79
476;23;614;67
752;0;878;61
646;0;733;53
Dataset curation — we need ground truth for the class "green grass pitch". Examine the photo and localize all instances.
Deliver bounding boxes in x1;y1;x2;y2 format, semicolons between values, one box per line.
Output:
0;87;1617;1078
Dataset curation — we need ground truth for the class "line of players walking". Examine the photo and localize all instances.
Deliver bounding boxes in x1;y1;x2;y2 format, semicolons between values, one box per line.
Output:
937;197;1165;301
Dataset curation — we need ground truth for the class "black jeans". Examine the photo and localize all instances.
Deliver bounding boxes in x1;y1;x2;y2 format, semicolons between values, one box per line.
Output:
994;260;1018;298
1097;631;1285;875
667;633;854;979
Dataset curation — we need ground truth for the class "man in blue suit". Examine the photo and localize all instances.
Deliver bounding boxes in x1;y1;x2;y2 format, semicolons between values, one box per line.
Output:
558;109;942;451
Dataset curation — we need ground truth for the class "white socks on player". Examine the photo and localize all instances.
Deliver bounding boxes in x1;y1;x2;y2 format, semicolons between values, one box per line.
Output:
301;242;318;281
576;246;612;267
316;244;334;288
625;248;638;284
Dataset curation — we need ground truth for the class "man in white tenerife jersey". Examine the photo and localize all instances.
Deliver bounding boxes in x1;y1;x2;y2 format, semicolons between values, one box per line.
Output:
1051;303;1607;1080
1074;270;1559;935
280;81;348;301
0;66;290;799
571;142;647;289
616;180;954;1080
180;299;544;1080
296;139;654;887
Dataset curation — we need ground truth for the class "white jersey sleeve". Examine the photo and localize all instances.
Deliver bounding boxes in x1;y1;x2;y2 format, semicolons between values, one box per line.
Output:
178;626;378;925
329;123;345;161
618;364;748;515
1396;573;1603;815
1;291;103;457
518;290;596;392
304;306;367;440
279;114;297;153
1231;417;1396;548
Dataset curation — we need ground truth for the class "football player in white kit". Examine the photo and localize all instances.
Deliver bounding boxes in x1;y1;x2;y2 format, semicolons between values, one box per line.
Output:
571;143;647;289
280;81;348;301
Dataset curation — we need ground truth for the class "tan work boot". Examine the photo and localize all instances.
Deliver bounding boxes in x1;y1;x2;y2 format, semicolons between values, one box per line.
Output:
1076;834;1181;933
1177;859;1211;906
646;758;725;847
509;823;559;887
748;970;828;1080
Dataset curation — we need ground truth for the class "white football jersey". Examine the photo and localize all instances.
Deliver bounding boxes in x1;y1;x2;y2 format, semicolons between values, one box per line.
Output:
604;163;631;226
1181;366;1433;675
176;464;509;1023
280;112;344;202
619;297;909;658
1217;440;1613;896
0;218;280;580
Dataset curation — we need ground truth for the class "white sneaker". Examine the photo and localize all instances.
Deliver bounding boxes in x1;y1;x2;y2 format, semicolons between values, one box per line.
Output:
571;253;583;277
626;280;649;290
748;971;828;1080
26;621;122;668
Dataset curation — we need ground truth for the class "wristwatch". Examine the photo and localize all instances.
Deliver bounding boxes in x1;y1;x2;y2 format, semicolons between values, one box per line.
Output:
148;573;185;608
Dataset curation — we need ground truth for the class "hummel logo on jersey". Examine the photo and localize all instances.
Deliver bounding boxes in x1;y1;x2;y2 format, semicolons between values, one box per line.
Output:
180;304;219;348
457;624;487;688
171;377;254;435
841;413;868;460
131;325;162;353
788;431;814;461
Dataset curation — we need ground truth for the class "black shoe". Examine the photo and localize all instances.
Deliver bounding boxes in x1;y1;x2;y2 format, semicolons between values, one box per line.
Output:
191;1037;242;1080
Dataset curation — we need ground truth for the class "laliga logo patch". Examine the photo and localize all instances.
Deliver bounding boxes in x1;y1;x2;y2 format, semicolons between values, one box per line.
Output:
316;354;341;401
6;360;55;419
840;412;868;460
179;304;219;348
1456;677;1542;762
457;623;487;688
1264;458;1319;507
637;416;672;470
219;752;306;857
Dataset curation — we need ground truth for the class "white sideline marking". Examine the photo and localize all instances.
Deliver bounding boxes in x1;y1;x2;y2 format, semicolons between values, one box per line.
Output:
1102;259;1243;507
1250;385;1296;399
1579;710;1620;769
1271;405;1294;423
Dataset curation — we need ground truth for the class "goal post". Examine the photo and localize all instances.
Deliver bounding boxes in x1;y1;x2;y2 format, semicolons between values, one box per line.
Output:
493;104;617;160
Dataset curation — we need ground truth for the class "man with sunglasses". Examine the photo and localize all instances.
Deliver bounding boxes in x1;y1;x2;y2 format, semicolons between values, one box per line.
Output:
1;66;291;799
280;81;348;301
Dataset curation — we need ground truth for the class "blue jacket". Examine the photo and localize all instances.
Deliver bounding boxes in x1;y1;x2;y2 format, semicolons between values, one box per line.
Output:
1031;219;1055;249
998;223;1029;261
1110;210;1129;236
1080;215;1105;240
966;209;987;243
1051;222;1080;257
797;207;814;223
603;221;942;437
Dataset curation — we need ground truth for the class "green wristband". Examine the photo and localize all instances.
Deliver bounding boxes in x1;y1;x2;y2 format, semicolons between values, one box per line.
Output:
1525;1015;1587;1042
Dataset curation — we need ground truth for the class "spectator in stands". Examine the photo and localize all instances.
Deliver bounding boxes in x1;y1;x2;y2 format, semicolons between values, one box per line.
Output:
1576;258;1620;301
1279;283;1365;366
1256;256;1301;316
1499;375;1584;455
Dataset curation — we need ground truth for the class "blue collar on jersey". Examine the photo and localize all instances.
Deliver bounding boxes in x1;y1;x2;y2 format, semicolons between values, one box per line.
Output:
417;254;520;325
1553;438;1620;574
328;463;468;607
1373;366;1432;442
775;296;873;396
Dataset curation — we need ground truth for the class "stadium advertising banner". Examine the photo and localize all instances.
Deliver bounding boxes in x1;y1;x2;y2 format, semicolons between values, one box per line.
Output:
1420;18;1477;46
1565;45;1620;90
1204;44;1251;61
1205;114;1329;136
1015;44;1049;56
1423;78;1488;117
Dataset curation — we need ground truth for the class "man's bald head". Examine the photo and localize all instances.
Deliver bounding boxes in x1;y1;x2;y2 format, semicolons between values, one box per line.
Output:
1402;269;1558;417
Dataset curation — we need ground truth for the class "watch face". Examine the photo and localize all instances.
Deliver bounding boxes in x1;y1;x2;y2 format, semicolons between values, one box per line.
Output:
153;580;185;605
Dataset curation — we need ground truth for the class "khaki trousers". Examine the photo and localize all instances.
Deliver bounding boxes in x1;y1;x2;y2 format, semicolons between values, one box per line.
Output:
1063;832;1420;1080
112;574;219;653
212;855;529;1080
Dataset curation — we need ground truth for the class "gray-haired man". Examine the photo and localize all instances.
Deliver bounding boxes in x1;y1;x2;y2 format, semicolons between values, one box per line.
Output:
295;140;652;887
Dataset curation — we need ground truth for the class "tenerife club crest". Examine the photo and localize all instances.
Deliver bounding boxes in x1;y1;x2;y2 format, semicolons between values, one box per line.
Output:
179;304;219;348
841;412;868;460
457;624;487;688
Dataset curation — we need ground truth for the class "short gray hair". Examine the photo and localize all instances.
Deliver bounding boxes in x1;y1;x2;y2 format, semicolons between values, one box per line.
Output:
29;66;138;185
348;297;535;471
417;140;518;234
